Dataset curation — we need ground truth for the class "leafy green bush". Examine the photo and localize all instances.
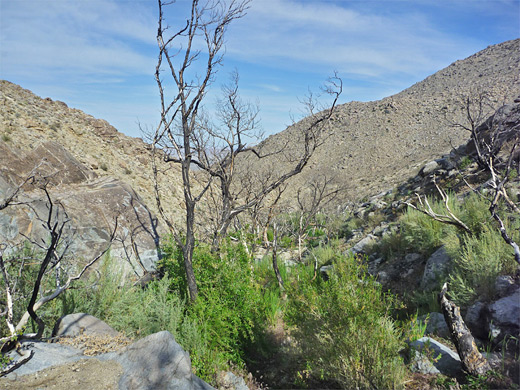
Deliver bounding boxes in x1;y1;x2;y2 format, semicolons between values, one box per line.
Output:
447;224;518;306
401;202;456;256
286;253;406;389
159;240;270;380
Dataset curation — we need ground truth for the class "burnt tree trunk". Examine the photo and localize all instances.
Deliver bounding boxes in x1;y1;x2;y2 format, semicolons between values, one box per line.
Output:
438;283;490;376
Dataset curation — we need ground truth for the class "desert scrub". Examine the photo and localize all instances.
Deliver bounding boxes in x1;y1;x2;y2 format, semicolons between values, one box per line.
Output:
159;239;271;381
446;222;518;307
286;252;406;389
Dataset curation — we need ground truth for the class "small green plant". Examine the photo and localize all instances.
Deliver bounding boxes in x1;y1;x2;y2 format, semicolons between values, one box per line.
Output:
100;162;108;171
1;133;10;142
459;155;473;170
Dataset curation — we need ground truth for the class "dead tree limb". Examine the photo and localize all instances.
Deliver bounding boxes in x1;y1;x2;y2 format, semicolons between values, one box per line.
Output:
438;283;490;376
405;177;471;233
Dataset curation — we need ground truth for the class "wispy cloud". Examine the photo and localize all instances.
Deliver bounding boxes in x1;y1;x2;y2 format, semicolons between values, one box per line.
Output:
226;0;509;80
1;0;156;82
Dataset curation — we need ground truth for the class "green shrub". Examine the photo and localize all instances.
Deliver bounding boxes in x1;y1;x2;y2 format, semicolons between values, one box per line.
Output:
459;156;473;170
400;196;459;256
159;240;270;380
447;224;517;306
286;253;406;389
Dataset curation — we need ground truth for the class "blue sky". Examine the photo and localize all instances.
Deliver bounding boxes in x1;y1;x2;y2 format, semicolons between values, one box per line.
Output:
1;0;519;139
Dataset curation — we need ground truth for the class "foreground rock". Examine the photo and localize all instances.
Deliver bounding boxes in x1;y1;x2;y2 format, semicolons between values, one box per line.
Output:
53;313;119;338
3;331;213;390
409;337;462;377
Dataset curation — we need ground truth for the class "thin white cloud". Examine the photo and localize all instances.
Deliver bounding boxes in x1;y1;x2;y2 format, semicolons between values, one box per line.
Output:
225;0;482;79
0;0;156;82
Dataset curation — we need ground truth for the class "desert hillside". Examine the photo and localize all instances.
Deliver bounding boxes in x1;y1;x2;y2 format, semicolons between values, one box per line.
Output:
249;39;520;205
1;39;519;221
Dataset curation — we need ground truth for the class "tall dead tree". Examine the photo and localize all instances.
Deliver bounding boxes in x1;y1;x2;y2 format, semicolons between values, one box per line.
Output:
153;0;342;301
153;0;249;302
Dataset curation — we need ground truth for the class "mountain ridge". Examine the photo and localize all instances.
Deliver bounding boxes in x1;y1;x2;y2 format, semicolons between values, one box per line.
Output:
1;39;519;221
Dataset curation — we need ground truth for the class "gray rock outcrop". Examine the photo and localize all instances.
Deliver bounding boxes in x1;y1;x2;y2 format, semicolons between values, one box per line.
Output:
420;246;451;290
112;331;213;390
409;337;462;377
0;141;160;278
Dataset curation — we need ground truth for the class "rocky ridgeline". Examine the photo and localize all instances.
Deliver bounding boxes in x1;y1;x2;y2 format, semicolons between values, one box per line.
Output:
251;39;520;205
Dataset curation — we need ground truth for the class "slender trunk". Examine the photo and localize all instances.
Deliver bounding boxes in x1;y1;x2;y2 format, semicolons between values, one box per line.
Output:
184;197;198;302
272;223;284;292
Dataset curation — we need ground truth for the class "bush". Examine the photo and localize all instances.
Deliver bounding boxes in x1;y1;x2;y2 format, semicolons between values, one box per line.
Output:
400;201;456;256
447;224;518;306
286;252;406;389
159;240;270;380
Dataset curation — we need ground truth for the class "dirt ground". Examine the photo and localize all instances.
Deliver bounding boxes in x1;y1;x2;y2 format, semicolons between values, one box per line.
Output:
0;358;122;390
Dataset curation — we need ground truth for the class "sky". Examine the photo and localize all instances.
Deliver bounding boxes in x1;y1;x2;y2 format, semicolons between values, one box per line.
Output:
1;0;519;139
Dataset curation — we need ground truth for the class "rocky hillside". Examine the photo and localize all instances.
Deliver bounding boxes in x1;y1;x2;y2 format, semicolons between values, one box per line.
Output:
250;39;520;206
0;81;185;227
1;39;518;237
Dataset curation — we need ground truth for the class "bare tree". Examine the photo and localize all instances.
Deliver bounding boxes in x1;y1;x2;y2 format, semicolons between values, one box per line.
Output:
0;178;116;375
293;175;342;261
153;0;342;301
153;0;250;302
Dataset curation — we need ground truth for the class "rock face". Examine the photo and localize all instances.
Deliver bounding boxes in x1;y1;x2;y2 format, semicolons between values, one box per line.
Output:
0;80;186;231
242;39;520;207
0;140;160;278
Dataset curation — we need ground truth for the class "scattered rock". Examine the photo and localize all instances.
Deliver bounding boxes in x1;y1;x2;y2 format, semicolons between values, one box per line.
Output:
53;313;119;338
420;246;451;290
486;289;520;345
348;234;377;255
420;160;440;177
409;337;462;377
216;371;249;390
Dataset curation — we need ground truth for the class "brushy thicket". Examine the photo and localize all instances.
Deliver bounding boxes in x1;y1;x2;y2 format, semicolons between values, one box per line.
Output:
379;191;519;309
22;235;411;388
286;253;407;389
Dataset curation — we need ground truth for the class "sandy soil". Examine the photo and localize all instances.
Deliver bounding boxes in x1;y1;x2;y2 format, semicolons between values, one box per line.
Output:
0;358;122;390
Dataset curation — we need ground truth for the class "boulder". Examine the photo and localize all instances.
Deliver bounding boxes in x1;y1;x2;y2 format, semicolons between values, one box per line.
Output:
464;301;487;340
409;350;440;375
420;160;440;177
494;275;517;298
348;234;376;255
486;289;520;344
6;329;214;390
4;341;88;378
53;313;119;338
409;337;462;377
113;331;214;390
420;246;451;290
420;312;450;339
